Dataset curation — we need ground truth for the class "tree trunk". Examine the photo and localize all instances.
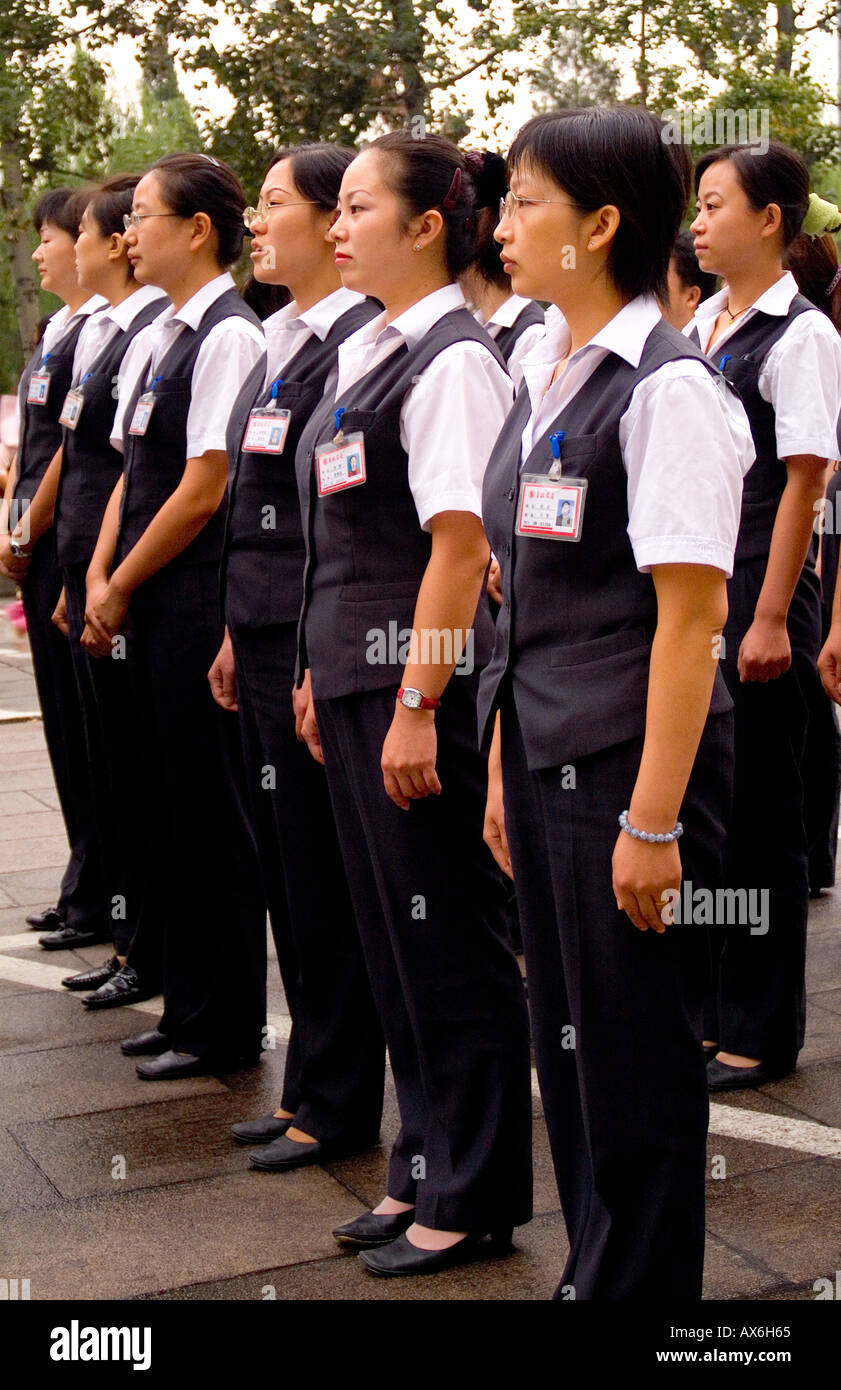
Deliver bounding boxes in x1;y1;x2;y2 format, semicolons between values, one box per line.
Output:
0;134;38;362
390;0;426;123
775;2;795;74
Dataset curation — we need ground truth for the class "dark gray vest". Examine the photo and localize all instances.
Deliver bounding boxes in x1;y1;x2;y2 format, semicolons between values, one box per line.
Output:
13;316;90;515
493;300;545;364
478;319;734;772
294;307;507;698
223;298;380;630
55;296;167;567
115;288;261;568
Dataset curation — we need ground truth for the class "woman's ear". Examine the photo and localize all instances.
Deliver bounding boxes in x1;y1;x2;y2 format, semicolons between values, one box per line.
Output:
585;204;620;252
107;232;125;262
759;202;784;240
407;208;444;252
189;212;214;251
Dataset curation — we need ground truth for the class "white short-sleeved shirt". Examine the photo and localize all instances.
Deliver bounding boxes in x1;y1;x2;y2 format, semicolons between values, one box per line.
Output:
474;293;546;389
334;283;514;530
71;285;168;387
688;271;841;462
262;286;364;396
519;296;755;577
111;273;265;455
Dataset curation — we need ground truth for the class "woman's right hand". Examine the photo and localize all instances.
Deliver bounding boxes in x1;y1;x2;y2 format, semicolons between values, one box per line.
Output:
51;587;69;636
293;671;324;764
208;629;238;711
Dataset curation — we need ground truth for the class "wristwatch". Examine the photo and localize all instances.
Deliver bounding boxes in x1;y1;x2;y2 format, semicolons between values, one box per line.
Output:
9;535;31;560
397;687;440;711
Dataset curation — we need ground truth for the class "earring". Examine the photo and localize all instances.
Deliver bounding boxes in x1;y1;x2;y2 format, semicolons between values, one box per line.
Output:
414;242;422;251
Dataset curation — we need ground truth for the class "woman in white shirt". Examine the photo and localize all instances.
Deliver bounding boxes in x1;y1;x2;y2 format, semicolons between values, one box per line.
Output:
481;106;753;1300
689;143;841;1091
81;153;268;1079
295;132;532;1276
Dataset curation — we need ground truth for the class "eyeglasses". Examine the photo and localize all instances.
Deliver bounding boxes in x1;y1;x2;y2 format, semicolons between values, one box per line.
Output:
499;193;584;220
123;212;182;231
243;200;318;229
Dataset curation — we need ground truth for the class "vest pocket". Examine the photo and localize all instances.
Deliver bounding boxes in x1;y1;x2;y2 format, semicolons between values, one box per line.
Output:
547;624;651;668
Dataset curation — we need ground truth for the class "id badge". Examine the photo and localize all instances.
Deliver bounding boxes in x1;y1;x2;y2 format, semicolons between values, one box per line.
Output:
315;431;367;496
515;473;587;542
128;391;156;436
243;408;291;455
27;372;51;406
59;388;85;430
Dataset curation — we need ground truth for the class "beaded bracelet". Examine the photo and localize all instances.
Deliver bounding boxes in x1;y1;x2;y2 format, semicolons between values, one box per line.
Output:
618;809;683;844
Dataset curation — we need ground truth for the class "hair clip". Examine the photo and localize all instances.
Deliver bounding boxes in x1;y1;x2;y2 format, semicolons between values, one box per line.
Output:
803;191;841;238
441;166;462;211
827;266;841;296
464;151;485;176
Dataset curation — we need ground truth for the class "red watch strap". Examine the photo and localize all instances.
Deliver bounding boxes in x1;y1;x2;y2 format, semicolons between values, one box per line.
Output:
397;687;440;710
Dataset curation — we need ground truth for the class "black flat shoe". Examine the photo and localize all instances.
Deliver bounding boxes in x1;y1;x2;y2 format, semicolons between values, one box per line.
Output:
61;955;120;991
248;1132;376;1172
27;906;64;931
703;1044;719;1062
231;1114;293;1145
82;964;155;1010
120;1028;170;1057
136;1049;207;1080
707;1057;791;1091
359;1228;514;1277
333;1209;415;1248
39;923;108;951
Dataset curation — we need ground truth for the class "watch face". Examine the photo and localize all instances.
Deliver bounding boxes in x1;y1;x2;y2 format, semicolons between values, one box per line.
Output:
402;688;423;709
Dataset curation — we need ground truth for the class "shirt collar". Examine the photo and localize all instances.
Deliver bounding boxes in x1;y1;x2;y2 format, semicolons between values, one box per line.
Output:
265;287;364;343
521;294;662;373
158;272;236;332
107;285;169;332
482;294;536;330
61;295;108;328
694;270;798;324
351;283;466;352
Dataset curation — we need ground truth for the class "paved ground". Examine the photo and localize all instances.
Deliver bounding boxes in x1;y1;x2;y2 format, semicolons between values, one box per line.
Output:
2;594;841;1304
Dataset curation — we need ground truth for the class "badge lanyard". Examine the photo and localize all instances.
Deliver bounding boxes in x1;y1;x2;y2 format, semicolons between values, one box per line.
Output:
515;430;588;542
59;372;93;431
128;374;162;436
315;406;367;496
27;352;53;406
242;377;292;454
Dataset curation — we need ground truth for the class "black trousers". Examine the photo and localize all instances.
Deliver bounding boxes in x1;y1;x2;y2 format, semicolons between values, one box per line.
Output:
20;532;106;933
315;678;532;1232
230;621;385;1142
705;559;818;1068
128;563;266;1058
501;704;732;1301
63;563;161;980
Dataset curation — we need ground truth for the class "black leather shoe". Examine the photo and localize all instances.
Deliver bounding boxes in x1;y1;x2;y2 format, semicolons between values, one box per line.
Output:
707;1057;791;1091
39;923;108;951
359;1228;514;1277
120;1028;170;1057
333;1209;415;1248
136;1049;208;1080
82;964;154;1010
62;956;120;992
27;906;64;931
248;1132;375;1172
231;1114;293;1145
703;1043;719;1062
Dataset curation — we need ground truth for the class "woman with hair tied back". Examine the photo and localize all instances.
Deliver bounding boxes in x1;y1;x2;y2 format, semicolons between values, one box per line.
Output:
689;144;841;1092
208;143;386;1168
459;149;546;387
294;131;532;1276
14;173;169;1009
482;107;753;1299
81;152;269;1079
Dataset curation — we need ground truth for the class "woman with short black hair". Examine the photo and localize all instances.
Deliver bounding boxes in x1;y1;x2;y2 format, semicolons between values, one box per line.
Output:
82;152;268;1078
482;107;753;1299
689;143;841;1090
